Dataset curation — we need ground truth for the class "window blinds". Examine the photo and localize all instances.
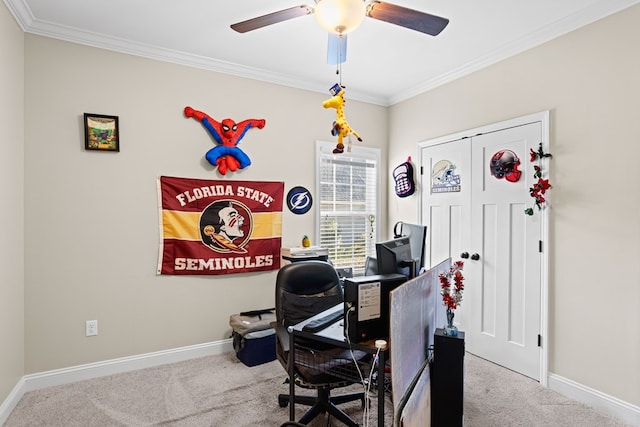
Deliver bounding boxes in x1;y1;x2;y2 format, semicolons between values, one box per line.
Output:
318;147;379;275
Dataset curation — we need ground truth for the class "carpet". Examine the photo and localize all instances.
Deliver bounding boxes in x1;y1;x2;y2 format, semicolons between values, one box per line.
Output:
5;352;630;426
6;352;388;427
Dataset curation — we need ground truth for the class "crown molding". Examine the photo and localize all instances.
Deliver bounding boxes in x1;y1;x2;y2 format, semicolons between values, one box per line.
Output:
3;0;32;31
5;0;640;107
5;0;387;105
390;0;640;105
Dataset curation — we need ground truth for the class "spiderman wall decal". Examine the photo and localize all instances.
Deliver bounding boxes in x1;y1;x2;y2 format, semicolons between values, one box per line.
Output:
184;106;266;175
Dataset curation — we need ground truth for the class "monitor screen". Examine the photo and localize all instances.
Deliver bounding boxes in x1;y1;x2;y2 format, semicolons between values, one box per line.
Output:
394;222;427;273
364;256;378;276
376;236;414;277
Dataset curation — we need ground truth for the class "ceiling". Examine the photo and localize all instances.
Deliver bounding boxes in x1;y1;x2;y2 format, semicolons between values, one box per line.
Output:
5;0;639;105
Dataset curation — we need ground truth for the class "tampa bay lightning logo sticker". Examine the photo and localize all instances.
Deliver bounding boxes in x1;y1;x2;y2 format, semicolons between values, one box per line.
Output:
287;186;313;215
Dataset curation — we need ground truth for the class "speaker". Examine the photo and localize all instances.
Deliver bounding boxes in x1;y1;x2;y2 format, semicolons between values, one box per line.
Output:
430;328;465;427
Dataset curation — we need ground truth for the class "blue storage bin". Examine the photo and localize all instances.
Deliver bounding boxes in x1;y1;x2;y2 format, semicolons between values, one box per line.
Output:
230;311;277;367
235;328;276;366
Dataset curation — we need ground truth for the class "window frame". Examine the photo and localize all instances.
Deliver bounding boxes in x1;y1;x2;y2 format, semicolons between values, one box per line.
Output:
315;140;381;276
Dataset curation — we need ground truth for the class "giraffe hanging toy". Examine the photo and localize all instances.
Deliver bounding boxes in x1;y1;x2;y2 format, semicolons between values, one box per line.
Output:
323;84;363;154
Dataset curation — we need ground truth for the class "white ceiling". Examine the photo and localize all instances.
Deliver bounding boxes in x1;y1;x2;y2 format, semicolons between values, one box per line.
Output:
5;0;639;105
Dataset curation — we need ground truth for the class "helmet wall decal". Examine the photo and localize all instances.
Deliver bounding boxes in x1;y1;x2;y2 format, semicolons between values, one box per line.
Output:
431;159;461;193
490;149;521;183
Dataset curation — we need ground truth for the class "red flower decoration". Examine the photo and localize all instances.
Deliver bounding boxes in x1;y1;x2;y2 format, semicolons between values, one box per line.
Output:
439;261;465;310
533;165;541;178
537;178;551;192
526;143;552;216
530;148;538;162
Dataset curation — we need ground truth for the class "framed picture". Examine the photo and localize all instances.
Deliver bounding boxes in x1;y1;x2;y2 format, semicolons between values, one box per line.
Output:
84;113;119;152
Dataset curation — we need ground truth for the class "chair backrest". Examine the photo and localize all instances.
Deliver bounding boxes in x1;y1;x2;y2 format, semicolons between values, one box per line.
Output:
275;261;343;327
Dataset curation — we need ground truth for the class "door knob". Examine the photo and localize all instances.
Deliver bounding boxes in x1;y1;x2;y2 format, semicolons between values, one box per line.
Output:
460;252;469;259
471;253;480;261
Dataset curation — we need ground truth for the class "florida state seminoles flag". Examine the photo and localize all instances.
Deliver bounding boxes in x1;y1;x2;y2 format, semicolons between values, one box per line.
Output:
157;176;284;276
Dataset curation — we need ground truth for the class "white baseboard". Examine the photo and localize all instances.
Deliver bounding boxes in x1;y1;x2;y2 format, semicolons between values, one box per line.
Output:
0;338;233;425
548;373;640;426
0;377;26;426
22;339;234;392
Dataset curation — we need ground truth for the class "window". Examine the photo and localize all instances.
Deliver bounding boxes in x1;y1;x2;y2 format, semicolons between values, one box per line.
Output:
316;141;380;276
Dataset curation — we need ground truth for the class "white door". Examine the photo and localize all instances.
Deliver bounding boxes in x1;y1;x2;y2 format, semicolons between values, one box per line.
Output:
421;137;471;271
420;137;472;334
420;117;547;381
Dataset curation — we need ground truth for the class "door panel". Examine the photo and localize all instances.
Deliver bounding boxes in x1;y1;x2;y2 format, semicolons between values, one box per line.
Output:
470;122;542;380
509;204;526;345
480;203;497;337
420;138;472;335
428;205;448;266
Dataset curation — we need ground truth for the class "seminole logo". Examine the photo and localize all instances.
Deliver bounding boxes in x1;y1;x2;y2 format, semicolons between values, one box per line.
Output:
199;200;253;254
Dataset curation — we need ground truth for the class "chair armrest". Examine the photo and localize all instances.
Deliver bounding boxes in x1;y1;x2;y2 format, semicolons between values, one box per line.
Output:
271;321;290;353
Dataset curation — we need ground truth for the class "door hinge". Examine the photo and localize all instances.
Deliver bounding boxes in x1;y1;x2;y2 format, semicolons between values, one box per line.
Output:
420;166;424;175
537;334;542;347
539;240;543;253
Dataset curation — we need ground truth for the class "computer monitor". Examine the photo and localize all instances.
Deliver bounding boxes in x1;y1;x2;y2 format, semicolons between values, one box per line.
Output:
364;256;378;276
376;236;416;278
393;222;428;274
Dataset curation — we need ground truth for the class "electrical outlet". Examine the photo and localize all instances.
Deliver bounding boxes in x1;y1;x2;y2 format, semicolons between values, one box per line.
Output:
86;320;98;336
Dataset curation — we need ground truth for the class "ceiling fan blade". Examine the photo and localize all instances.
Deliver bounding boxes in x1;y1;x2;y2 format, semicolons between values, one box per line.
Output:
366;1;449;36
230;5;313;33
327;33;348;65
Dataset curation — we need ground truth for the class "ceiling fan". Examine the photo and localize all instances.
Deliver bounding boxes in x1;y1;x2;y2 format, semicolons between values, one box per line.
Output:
230;0;449;64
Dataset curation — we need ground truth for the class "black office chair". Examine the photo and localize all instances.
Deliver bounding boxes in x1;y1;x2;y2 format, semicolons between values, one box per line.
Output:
273;261;365;427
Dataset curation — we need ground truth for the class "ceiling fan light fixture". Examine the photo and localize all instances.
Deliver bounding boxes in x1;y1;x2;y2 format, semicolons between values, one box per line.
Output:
315;0;366;35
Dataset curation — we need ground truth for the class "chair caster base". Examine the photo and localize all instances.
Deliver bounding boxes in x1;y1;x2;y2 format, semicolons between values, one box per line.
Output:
278;395;289;408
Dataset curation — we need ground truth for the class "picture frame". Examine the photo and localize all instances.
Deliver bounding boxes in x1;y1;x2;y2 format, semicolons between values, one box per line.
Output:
84;113;120;152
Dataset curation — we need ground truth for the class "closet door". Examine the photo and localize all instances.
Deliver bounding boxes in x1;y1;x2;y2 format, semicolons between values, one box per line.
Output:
468;122;542;380
420;117;545;381
420;138;472;330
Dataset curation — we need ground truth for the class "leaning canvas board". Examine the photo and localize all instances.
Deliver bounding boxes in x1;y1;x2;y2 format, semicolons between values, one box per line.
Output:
389;257;451;425
395;360;431;427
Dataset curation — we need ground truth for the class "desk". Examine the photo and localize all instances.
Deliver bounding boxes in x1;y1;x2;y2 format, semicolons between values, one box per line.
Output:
287;304;388;427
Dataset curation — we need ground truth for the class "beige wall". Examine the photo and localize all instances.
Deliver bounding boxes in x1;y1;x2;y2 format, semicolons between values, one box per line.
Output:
0;2;25;403
3;0;639;416
23;34;388;374
388;5;640;406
